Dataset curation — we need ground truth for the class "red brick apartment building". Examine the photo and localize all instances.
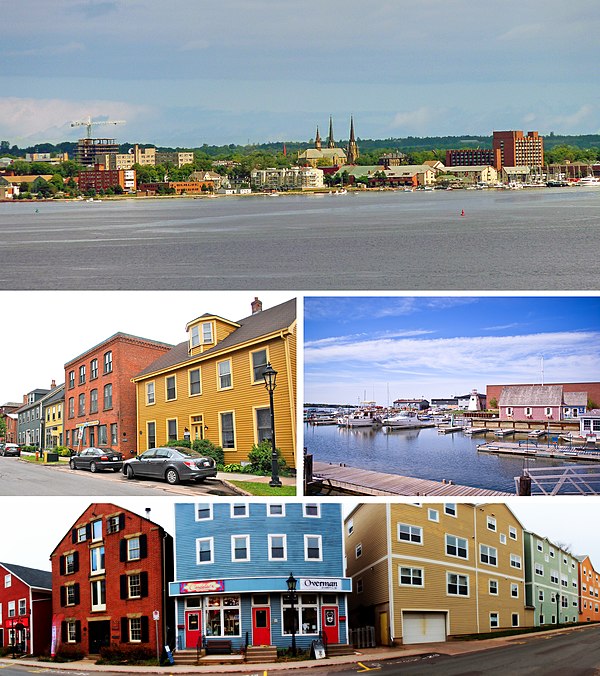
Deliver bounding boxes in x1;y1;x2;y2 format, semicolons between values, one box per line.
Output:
78;164;136;193
50;503;174;657
492;130;544;168
63;333;172;454
0;562;52;655
445;147;499;168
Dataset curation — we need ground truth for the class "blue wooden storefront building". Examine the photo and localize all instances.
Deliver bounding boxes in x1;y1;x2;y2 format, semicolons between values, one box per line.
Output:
169;501;351;652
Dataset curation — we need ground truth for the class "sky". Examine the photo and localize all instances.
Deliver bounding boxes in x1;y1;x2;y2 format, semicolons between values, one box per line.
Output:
304;295;600;405
2;1;599;147
4;496;600;574
0;290;293;405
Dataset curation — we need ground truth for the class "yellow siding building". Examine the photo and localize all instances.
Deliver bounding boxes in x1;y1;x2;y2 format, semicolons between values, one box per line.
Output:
132;298;296;467
345;503;533;646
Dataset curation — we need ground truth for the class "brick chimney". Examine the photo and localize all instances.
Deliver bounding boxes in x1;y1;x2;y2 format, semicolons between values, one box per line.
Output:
251;297;262;314
51;379;56;389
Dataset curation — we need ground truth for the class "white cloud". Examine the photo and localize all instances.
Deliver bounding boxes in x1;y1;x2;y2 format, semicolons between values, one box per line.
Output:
390;107;440;135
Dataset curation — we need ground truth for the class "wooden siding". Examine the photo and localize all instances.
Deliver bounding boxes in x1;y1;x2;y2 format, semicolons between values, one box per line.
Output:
136;329;296;466
188;317;238;357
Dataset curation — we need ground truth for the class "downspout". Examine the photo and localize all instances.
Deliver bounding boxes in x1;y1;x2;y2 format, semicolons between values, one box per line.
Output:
474;507;480;634
386;503;394;645
282;328;296;467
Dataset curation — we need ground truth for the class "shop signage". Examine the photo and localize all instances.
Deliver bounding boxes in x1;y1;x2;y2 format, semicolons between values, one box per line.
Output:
179;580;225;594
298;578;343;591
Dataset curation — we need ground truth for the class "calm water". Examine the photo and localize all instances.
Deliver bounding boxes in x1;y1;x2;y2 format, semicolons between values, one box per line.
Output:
305;423;596;493
0;187;599;289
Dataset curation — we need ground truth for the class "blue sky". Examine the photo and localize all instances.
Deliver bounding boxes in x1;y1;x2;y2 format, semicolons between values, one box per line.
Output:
2;1;599;146
304;295;600;405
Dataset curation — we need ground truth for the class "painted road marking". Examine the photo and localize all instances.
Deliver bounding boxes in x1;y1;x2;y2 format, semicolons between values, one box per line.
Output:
357;662;382;672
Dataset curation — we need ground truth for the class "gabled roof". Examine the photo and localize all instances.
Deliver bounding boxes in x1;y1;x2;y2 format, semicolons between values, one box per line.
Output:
563;392;587;407
64;332;174;368
134;298;296;380
42;384;66;406
499;385;563;407
1;561;52;591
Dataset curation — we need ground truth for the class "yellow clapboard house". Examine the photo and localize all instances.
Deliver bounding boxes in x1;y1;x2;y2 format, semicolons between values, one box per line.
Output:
132;298;296;467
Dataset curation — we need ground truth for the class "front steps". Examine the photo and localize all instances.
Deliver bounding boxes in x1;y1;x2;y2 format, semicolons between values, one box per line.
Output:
245;645;278;663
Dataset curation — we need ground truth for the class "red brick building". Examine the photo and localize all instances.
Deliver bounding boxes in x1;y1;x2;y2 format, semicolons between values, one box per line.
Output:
50;503;174;657
445;148;499;168
63;333;173;454
492;130;544;168
0;561;53;655
78;164;137;193
0;403;20;443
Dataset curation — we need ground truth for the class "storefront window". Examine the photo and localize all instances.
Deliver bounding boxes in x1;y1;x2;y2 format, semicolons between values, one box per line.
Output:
205;596;240;637
282;594;318;635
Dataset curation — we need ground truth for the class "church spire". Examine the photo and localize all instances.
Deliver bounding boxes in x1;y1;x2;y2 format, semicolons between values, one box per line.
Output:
327;116;335;149
347;115;359;164
315;125;322;151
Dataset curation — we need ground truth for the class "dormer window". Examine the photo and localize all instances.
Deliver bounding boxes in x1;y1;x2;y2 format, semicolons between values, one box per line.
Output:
190;325;200;348
202;322;213;344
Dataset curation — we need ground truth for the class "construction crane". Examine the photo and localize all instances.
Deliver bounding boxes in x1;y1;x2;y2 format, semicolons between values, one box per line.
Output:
70;116;126;139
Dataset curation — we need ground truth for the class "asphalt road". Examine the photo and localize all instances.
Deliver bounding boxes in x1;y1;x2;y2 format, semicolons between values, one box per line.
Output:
0;457;237;496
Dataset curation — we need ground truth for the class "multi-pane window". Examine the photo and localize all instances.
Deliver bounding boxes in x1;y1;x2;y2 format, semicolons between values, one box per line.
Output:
7;601;15;617
104;351;113;374
66;587;77;606
129;617;142;642
90;546;105;574
447;572;469;596
304;535;322;560
189;368;201;396
283;594;317;636
69;371;75;389
90;389;98;413
128;537;141;561
166;376;176;401
110;423;117;445
355;543;362;558
256;407;271;443
79;365;86;384
65;552;77;574
218;360;232;389
251;349;268;382
128;574;141;599
537;540;543;552
510;554;522;569
509;526;517;540
197;537;214;564
487;516;496;531
269;534;286;560
167;419;177;440
90;358;98;379
398;524;422;544
18;599;26;615
446;534;468;559
444;504;457;516
190;325;200;347
399;567;424;586
68;397;74;418
480;544;498;566
77;526;87;543
489;579;498;595
205;595;240;637
147;421;156;448
490;612;499;629
539;589;544;601
103;383;113;409
107;515;121;534
202;322;213;344
535;563;544;576
146;382;155;405
91;579;106;611
232;535;250;561
511;583;519;598
78;393;85;416
220;412;235;448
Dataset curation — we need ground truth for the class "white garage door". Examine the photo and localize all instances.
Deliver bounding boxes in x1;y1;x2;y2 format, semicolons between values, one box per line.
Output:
402;612;447;644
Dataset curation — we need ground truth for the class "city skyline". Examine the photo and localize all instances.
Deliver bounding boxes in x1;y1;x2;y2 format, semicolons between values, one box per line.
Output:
2;1;598;146
304;295;600;405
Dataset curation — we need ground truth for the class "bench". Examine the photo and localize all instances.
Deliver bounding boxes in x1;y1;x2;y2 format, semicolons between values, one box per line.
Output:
205;639;233;655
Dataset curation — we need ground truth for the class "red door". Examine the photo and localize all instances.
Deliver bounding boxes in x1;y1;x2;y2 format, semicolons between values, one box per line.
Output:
321;606;339;644
185;610;202;649
252;607;271;646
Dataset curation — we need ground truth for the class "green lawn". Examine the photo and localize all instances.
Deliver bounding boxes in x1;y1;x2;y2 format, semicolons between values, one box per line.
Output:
228;481;296;496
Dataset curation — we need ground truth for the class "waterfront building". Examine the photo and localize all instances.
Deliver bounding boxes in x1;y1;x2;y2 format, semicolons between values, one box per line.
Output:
456;390;487;411
497;385;588;422
42;383;65;449
487;382;600;412
440;165;498;185
16;385;52;448
523;532;579;626
50;503;174;657
576;555;600;623
0;562;52;655
580;410;600;436
492;130;544;169
344;503;529;645
445;148;499;168
189;171;223;190
169;501;351;653
132;297;297;468
138;181;213;195
501;166;530;185
250;166;324;191
298;118;348;168
392;399;429;411
378;152;408;167
336;164;436;188
155;151;194;168
63;333;173;454
0;174;54;197
76;138;119;167
78;164;137;193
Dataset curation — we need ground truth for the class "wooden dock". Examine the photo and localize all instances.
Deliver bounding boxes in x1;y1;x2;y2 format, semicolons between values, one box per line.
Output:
312;461;512;496
478;441;600;462
437;426;465;434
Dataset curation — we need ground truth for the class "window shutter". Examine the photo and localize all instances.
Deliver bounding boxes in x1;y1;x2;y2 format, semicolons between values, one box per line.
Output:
75;620;81;643
121;617;128;643
119;513;125;531
85;524;92;540
140;534;148;559
120;575;127;600
119;539;127;562
59;555;65;575
60;585;66;607
141;616;149;643
61;621;67;643
140;571;149;598
74;583;80;605
73;550;79;573
71;528;77;544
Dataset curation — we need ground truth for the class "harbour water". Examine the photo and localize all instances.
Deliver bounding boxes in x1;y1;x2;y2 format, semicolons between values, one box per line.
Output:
305;423;596;493
1;187;599;289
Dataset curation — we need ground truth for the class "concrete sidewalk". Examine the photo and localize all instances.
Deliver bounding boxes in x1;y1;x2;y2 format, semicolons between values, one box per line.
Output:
0;625;587;673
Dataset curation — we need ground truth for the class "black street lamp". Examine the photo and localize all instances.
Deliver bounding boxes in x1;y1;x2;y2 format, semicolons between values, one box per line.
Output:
263;362;281;488
286;572;297;656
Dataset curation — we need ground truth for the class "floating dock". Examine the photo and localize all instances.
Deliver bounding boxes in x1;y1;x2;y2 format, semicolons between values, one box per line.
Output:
464;427;491;436
312;461;512;496
477;441;600;462
437;426;465;434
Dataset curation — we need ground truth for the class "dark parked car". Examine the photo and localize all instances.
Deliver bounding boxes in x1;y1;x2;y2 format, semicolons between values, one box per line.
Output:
123;446;217;485
69;446;124;473
0;443;20;457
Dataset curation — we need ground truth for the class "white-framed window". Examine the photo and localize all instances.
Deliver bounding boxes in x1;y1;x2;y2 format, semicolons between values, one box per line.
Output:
304;534;322;561
355;543;362;558
444;503;457;517
65;552;77;574
347;518;354;535
79;364;86;384
537;540;543;552
231;535;250;562
446;534;468;559
251;348;268;383
165;375;177;401
202;322;213;344
550;570;559;584
549;548;555;558
500;533;507;545
509;526;517;540
190;324;200;348
146;382;155;405
510;553;522;569
399;566;424;587
489;579;498;595
487;516;496;531
103;383;113;409
218;360;232;389
129;617;142;642
511;583;519;598
490;612;499;629
506;407;513;416
282;594;318;636
91;519;102;542
104;350;113;374
126;536;140;561
7;601;15;617
197;537;214;564
167;418;178;440
220;411;235;449
90;546;105;575
268;503;285;517
539;589;544;602
512;613;519;627
4;574;10;588
205;595;241;637
535;563;544;576
447;572;469;596
303;503;320;518
91;579;106;611
18;598;26;615
196;503;213;521
189;368;202;396
268;534;287;561
128;573;141;599
428;508;439;522
90;358;98;379
398;523;422;544
480;544;498;566
76;526;87;543
67;620;77;643
230;503;248;518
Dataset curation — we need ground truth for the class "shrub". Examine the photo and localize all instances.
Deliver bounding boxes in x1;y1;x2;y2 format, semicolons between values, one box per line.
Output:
246;440;287;475
192;439;225;467
53;645;86;662
98;644;156;664
56;446;71;457
222;463;244;473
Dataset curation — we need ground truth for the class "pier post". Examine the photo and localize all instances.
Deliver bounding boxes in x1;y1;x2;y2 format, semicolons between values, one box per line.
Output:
517;474;532;496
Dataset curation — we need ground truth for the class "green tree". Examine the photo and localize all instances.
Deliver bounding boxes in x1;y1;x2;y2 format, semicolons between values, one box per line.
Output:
0;415;6;440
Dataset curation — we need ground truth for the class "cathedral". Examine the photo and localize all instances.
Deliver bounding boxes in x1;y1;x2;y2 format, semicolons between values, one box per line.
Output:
298;117;359;168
